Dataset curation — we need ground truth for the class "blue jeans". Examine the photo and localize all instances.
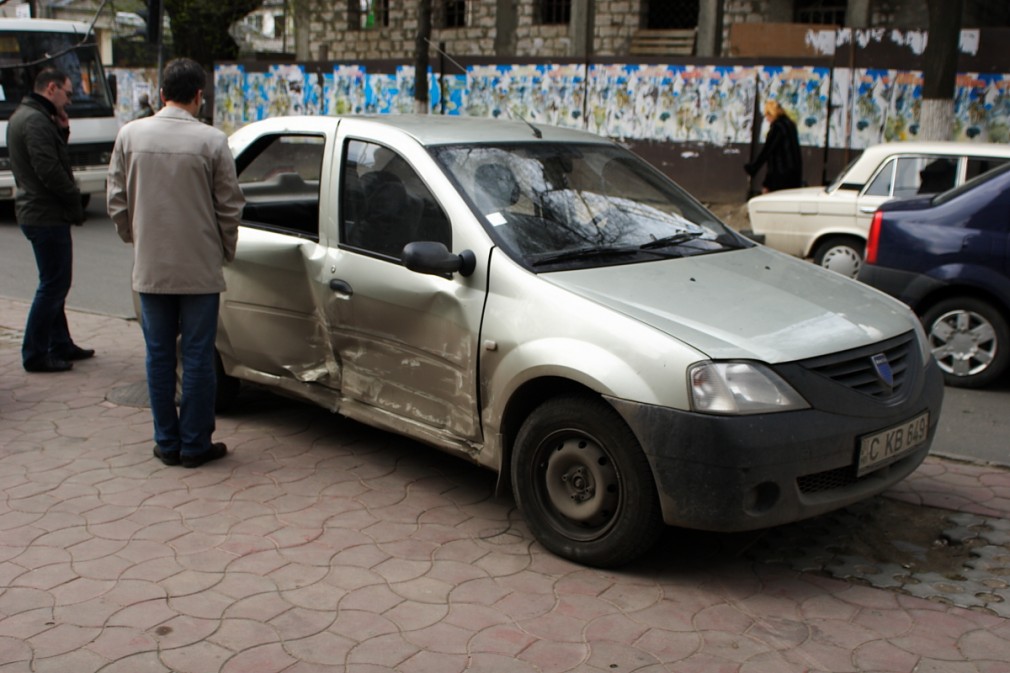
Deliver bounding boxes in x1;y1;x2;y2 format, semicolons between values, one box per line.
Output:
20;224;74;368
139;293;220;457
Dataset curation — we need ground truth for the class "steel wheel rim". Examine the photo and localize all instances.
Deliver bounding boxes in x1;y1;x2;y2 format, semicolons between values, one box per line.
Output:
820;245;861;277
535;432;621;540
929;309;997;377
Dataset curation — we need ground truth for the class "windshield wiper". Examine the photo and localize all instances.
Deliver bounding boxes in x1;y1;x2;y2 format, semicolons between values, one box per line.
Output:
639;231;703;250
530;245;641;266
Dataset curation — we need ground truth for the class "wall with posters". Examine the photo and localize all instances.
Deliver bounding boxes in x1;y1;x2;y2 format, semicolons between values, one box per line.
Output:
210;61;1010;149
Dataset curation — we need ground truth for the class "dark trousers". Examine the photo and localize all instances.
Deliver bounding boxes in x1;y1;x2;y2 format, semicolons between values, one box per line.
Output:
139;293;220;457
20;224;74;368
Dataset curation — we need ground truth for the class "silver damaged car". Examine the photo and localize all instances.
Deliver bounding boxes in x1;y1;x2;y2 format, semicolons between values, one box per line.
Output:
217;115;944;567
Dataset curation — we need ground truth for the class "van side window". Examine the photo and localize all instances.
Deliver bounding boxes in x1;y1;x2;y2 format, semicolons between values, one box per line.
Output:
236;134;325;240
340;139;451;259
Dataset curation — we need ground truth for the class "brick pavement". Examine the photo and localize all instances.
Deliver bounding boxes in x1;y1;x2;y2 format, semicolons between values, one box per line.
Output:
2;297;1010;673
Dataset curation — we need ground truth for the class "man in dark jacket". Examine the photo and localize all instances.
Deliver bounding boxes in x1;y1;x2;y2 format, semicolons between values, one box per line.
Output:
7;67;93;372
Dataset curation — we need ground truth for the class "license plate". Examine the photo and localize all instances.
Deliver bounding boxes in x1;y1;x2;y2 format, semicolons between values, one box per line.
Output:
857;412;929;477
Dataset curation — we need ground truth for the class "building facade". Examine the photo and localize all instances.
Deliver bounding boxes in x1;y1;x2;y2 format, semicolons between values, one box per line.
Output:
304;0;1010;62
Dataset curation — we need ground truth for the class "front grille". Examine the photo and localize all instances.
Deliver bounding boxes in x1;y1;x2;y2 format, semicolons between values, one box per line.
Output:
68;142;114;168
797;465;856;494
800;331;916;398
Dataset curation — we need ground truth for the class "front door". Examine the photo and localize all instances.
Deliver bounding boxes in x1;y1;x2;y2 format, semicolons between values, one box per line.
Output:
320;126;489;450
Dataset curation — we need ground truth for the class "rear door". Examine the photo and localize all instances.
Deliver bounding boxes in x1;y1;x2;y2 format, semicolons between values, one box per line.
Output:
218;130;334;387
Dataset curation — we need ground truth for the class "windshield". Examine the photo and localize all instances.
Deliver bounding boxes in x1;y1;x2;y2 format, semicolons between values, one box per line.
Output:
0;30;113;120
431;142;747;270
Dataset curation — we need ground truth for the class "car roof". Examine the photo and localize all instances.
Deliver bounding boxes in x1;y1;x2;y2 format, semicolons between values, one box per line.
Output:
844;141;1010;184
228;114;614;148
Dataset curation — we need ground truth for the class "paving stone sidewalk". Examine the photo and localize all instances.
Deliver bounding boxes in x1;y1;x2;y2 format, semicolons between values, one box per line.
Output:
2;297;1010;673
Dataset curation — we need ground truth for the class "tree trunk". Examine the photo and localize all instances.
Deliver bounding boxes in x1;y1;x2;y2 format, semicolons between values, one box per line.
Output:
919;0;962;140
414;0;431;115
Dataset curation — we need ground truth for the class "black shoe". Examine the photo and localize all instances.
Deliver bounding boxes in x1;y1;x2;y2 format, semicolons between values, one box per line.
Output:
153;446;180;466
181;443;228;469
58;345;95;361
24;357;73;373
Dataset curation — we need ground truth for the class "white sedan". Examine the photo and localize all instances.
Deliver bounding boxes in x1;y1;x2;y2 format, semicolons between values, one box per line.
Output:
746;142;1010;277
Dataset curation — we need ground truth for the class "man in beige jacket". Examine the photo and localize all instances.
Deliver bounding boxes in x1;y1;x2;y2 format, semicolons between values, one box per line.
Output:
107;58;244;469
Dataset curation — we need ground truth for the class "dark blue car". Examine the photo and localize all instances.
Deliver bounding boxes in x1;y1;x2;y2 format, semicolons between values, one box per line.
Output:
858;162;1010;388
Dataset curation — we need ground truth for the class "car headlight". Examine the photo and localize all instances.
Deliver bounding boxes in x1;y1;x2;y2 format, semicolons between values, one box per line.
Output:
689;362;809;415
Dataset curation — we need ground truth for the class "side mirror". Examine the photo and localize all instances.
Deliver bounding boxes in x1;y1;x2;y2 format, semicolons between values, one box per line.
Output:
401;241;476;277
107;73;118;102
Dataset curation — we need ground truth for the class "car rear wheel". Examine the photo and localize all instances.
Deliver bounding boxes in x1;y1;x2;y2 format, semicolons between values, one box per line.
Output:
511;394;663;568
922;297;1010;388
813;236;864;278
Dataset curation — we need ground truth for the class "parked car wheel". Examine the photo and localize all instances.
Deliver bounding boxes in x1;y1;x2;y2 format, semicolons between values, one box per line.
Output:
511;394;663;568
813;236;864;277
921;297;1010;388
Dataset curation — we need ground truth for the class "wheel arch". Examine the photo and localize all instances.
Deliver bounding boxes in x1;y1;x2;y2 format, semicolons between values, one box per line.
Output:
912;282;1010;323
807;231;866;260
495;377;603;498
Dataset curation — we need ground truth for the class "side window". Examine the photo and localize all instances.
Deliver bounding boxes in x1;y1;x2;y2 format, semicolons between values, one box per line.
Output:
915;157;956;194
864;159;896;197
236;134;325;240
966;157;1010;181
340;139;452;259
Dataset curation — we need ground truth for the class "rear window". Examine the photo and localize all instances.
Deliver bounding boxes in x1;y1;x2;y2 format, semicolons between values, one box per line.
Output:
965;156;1010;181
932;161;1010;207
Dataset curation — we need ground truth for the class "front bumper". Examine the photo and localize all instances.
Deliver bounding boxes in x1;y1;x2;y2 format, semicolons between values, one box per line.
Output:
74;166;109;196
609;345;944;532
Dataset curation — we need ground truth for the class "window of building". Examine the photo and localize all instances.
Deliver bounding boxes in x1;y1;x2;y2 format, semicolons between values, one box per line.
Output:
794;0;847;25
643;0;699;30
348;0;390;31
437;0;467;28
537;0;571;25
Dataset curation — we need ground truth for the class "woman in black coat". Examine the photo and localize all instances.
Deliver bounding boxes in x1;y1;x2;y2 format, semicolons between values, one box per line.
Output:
745;100;803;193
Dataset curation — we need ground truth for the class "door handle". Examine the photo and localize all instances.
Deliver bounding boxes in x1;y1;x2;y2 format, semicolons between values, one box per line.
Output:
329;278;353;295
859;206;878;214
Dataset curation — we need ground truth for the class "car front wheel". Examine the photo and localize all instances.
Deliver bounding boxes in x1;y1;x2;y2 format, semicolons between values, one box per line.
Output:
511;394;664;567
813;236;864;278
922;297;1010;388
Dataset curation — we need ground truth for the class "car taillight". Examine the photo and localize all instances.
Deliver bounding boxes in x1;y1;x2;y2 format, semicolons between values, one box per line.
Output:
865;210;883;265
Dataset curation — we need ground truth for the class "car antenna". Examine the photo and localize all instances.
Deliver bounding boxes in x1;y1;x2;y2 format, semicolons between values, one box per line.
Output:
424;37;541;138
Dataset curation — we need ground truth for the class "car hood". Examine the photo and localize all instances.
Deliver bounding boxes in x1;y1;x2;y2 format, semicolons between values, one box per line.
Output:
747;186;834;212
545;247;914;363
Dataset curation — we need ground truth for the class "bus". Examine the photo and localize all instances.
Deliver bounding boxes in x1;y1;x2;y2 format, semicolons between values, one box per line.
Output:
0;17;118;205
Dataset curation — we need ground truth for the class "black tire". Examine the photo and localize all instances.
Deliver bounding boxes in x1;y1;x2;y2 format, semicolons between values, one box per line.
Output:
813;236;864;278
214;351;241;413
511;394;664;568
921;297;1010;388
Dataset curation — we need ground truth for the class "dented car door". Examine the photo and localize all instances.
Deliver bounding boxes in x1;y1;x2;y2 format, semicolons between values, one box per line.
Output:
218;131;338;398
318;123;488;451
